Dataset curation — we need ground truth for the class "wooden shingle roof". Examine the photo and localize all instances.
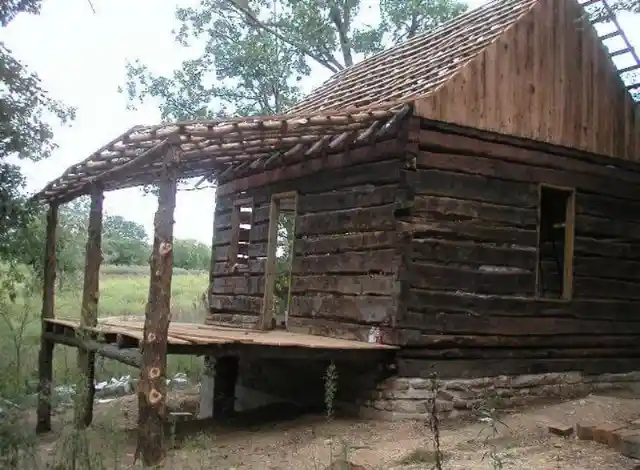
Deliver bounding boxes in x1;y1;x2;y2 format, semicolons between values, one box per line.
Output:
289;0;539;115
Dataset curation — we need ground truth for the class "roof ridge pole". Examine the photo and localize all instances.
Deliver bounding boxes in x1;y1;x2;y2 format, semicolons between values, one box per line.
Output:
134;143;179;467
36;202;59;434
74;183;104;429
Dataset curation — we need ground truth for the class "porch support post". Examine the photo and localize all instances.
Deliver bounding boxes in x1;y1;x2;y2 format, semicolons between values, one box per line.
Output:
36;202;58;434
135;145;178;467
75;184;104;428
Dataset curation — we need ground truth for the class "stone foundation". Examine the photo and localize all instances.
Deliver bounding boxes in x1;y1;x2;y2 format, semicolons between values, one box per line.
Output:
198;355;640;422
358;371;640;421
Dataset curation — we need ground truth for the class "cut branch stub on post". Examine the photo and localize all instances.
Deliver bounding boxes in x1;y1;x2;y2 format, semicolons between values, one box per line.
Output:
36;203;58;434
75;184;104;428
135;145;179;467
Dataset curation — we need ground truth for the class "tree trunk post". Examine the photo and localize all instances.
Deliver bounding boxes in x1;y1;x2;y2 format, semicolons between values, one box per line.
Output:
36;203;59;434
75;185;104;428
135;146;179;466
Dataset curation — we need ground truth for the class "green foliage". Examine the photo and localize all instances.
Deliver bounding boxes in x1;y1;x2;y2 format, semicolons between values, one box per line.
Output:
102;215;149;266
121;0;467;121
173;238;211;270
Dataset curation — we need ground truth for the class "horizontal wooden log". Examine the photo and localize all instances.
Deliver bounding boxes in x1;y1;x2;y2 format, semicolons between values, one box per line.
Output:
399;219;538;247
541;257;640;282
287;317;396;344
214;210;252;231
295;231;398;255
405;168;538;208
407;261;534;295
414;147;640;201
43;332;141;369
392;331;640;348
576;193;640;223
293;249;399;274
397;357;640;379
297;184;399;214
410;238;536;270
217;140;403;196
404;289;640;322
401;310;640;336
576;214;640;241
574;277;640;300
416;127;640;184
398;347;640;360
209;294;262;314
291;275;395;295
296;204;396;236
412;195;537;227
211;276;264;295
574;237;640;260
289;294;395;324
212;259;265;276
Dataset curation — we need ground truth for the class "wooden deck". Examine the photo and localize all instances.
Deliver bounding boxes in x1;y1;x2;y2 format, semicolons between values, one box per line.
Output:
43;317;397;367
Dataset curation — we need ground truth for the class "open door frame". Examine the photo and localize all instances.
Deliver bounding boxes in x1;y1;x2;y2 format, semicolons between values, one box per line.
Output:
259;191;298;330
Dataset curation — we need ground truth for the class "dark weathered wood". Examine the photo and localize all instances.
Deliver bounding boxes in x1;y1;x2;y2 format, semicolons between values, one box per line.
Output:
399;347;640;360
295;231;397;255
76;185;104;429
216;140;402;196
393;331;640;348
574;277;640;300
289;294;395;324
212;276;264;295
293;249;399;274
405;289;640;322
135;149;178;467
414;147;640;200
399;219;538;247
408;261;535;295
212;259;265;276
405;168;538;207
574;237;640;260
291;275;395;295
576;214;640;241
36;203;58;434
410;238;536;270
401;310;640;336
295;204;397;236
576;192;640;223
412;195;537;227
297;184;398;214
210;295;262;314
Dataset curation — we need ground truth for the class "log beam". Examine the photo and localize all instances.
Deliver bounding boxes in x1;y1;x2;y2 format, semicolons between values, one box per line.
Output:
75;185;104;428
135;146;179;467
36;203;58;434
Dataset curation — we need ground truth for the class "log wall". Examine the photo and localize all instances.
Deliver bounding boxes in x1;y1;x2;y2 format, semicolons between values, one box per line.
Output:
415;0;640;162
396;117;640;378
209;138;408;340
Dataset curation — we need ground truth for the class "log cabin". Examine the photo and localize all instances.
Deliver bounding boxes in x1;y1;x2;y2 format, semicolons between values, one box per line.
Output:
32;0;640;455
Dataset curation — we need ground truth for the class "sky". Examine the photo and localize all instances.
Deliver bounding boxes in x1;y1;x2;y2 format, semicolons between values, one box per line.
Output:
2;0;639;245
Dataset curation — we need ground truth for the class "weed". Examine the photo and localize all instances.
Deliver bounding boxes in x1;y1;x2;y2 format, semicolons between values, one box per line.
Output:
324;361;338;421
476;402;512;470
427;372;444;470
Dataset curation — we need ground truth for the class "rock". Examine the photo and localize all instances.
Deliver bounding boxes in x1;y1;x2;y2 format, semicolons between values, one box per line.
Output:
548;422;574;438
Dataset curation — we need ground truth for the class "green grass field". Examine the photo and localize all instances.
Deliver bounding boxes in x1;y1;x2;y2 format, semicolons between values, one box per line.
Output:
0;265;209;397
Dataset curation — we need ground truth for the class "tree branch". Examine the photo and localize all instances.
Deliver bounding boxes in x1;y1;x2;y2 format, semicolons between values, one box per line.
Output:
222;0;344;73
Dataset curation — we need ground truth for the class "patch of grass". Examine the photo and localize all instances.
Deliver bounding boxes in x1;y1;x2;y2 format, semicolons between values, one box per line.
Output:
0;265;209;392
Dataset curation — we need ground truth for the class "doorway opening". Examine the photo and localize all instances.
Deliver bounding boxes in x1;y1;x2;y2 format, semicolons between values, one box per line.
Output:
261;192;298;330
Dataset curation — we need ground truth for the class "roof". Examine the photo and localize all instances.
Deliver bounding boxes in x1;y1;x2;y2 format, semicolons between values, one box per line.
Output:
289;0;539;114
34;0;639;203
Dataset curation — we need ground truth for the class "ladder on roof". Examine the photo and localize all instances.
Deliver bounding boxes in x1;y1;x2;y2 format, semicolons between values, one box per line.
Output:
579;0;640;102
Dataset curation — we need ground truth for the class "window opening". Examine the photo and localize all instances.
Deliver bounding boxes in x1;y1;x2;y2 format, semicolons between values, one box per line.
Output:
230;197;253;268
536;185;575;300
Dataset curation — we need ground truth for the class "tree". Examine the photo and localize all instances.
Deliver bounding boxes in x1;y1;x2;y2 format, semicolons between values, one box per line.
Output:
0;0;76;296
121;0;467;120
172;239;210;270
102;215;149;265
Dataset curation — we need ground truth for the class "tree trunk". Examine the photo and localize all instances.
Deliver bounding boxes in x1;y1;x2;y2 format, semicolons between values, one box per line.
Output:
135;149;178;466
75;185;104;428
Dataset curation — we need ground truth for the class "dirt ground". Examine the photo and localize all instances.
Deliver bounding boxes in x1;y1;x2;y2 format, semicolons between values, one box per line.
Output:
32;389;640;469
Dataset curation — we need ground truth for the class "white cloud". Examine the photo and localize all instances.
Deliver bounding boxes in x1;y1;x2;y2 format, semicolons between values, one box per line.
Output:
3;0;639;244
